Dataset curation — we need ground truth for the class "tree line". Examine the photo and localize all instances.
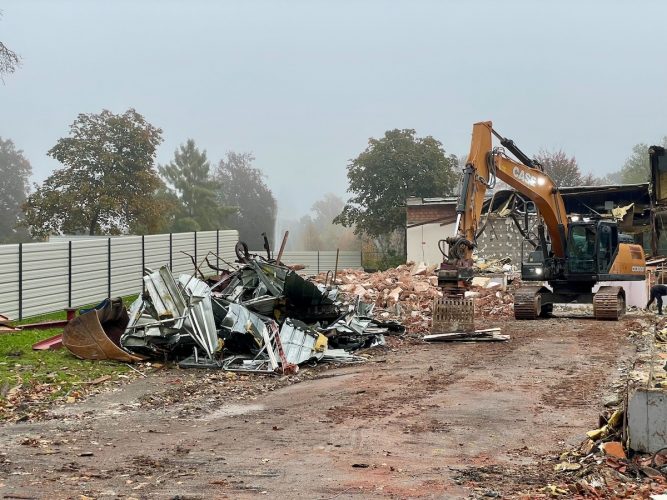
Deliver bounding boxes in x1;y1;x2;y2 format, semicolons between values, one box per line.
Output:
333;129;667;265
1;109;276;248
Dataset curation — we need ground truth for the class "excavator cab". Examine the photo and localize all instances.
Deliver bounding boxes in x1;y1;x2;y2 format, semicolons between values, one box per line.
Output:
566;223;599;275
566;221;620;277
522;221;621;282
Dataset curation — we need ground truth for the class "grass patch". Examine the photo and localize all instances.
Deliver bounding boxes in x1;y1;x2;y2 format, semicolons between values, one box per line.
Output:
0;327;128;391
0;295;140;419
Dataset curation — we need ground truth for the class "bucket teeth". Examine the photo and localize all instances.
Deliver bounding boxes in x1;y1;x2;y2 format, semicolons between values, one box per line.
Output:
431;297;475;333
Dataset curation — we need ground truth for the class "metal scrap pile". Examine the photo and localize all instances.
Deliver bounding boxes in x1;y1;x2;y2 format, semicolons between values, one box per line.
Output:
311;262;515;333
63;254;402;373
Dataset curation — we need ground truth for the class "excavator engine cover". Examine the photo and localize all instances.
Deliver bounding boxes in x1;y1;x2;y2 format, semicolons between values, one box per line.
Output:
431;296;475;334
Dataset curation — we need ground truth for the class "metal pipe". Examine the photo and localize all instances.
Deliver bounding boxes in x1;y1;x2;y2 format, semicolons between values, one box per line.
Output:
68;240;72;308
276;230;289;265
107;237;112;298
333;248;340;285
18;243;22;321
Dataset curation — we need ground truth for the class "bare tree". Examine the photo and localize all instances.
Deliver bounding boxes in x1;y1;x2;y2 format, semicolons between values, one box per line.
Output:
534;148;596;187
0;12;20;81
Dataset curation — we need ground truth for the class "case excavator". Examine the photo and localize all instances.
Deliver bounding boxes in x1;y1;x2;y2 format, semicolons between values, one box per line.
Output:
433;121;646;333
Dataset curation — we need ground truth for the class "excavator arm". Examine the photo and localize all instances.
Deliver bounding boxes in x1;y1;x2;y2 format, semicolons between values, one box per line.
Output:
432;121;644;334
447;121;568;262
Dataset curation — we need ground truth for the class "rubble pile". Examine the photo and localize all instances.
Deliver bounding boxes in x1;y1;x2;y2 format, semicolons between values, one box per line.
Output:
536;317;667;497
62;252;403;373
313;262;515;333
542;406;667;497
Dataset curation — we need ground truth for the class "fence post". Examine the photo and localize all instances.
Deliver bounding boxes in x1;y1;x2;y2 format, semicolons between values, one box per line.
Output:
107;238;111;298
169;233;173;270
141;235;145;292
18;243;22;321
216;229;219;260
317;250;320;275
68;241;72;308
194;231;197;264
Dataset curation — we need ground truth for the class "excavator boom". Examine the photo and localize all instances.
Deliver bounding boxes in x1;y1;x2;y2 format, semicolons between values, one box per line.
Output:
451;121;568;261
432;121;646;334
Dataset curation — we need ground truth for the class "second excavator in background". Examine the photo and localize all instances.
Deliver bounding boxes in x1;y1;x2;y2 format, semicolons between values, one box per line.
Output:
433;121;646;333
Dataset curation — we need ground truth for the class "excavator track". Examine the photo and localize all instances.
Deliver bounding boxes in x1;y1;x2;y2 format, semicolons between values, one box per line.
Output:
514;286;542;320
593;286;626;321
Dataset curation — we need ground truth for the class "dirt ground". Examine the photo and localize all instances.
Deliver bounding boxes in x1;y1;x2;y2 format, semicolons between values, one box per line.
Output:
0;314;639;499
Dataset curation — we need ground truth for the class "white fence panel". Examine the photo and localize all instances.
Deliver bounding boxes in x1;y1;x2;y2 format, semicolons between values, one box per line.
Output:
110;236;143;299
251;250;362;275
218;231;238;268
22;241;69;318
0;230;238;319
318;251;362;274
144;234;171;271
0;244;20;318
171;232;197;276
71;239;109;308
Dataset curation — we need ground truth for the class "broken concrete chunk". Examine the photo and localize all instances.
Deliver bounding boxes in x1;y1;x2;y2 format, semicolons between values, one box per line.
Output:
410;262;428;276
388;287;402;303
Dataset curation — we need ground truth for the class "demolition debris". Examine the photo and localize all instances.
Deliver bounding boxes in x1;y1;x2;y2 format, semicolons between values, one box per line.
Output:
62;249;403;373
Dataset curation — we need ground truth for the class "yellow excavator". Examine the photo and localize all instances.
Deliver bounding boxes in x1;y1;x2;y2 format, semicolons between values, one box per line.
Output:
434;121;646;332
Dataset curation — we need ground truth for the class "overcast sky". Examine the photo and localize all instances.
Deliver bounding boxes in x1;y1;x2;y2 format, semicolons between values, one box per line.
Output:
2;0;667;224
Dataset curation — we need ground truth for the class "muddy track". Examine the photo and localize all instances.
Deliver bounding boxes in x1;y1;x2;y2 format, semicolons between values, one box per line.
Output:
0;315;637;498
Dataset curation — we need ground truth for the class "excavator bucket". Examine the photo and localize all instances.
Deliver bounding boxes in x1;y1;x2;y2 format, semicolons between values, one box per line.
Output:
431;297;475;334
63;298;145;363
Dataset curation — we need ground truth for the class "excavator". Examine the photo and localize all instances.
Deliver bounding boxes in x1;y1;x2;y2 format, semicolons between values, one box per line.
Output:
434;121;646;332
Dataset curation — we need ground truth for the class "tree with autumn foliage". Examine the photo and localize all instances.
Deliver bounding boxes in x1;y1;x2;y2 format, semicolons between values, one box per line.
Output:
335;129;457;237
22;109;176;238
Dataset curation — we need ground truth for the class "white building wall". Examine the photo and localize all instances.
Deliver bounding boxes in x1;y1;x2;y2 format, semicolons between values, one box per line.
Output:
407;223;454;266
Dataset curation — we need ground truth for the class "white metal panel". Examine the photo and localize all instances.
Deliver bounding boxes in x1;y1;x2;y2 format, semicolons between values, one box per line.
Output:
318;251;362;273
22;241;69;317
71;239;109;308
197;231;223;277
110;236;142;299
251;250;362;275
171;232;197;276
0;230;240;319
217;230;239;268
0;244;20;318
144;234;171;270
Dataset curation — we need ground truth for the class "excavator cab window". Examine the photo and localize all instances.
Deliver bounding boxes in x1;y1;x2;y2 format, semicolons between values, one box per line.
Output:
567;224;597;274
596;222;618;273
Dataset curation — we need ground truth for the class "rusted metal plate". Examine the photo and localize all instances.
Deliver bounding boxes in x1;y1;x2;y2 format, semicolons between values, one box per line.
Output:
63;298;144;362
32;334;64;350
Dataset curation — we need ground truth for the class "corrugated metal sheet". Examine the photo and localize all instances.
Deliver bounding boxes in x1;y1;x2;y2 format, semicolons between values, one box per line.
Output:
0;230;239;320
22;241;69;318
0;243;20;319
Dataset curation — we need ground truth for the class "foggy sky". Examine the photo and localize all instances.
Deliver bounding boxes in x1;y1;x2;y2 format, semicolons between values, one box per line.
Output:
2;0;667;227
